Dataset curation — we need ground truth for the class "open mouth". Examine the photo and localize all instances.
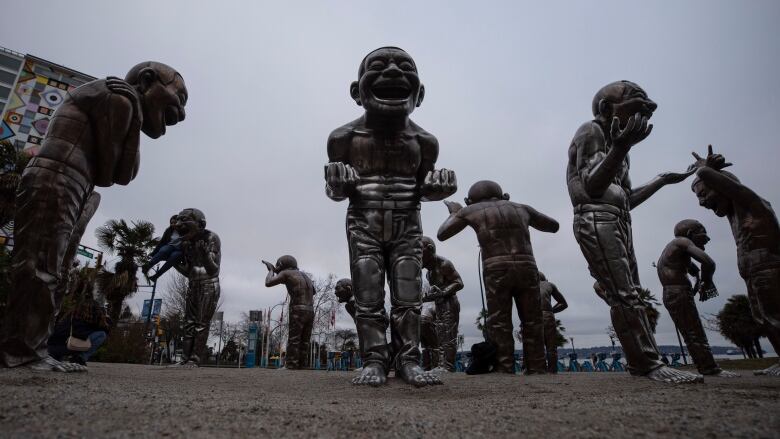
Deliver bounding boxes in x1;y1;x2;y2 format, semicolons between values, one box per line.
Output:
371;84;411;101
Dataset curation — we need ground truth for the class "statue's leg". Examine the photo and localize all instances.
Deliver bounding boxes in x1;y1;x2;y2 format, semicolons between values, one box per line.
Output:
513;268;546;374
573;211;664;375
663;285;721;375
542;311;558;373
54;191;100;310
483;264;515;373
748;269;780;376
347;209;389;385
300;308;314;368
388;209;439;386
0;168;85;368
286;306;303;369
438;298;460;372
420;314;437;370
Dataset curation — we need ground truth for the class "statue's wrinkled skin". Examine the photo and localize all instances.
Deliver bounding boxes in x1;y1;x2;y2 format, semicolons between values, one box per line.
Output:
566;80;702;383
538;272;568;373
173;208;220;366
691;145;780;376
0;62;186;372
421;236;463;372
264;255;314;369
438;180;558;374
657;219;738;377
325;47;454;387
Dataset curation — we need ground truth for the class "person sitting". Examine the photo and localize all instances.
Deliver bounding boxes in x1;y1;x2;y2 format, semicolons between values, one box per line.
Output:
142;215;186;282
47;299;111;366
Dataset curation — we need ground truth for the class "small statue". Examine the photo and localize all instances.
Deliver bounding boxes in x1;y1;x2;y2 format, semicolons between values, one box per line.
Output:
657;219;738;377
0;62;186;371
334;278;356;321
566;80;702;384
172;208;220;366
691;145;780;376
437;180;559;373
325;47;454;387
421;236;463;372
419;300;438;370
263;255;314;369
538;272;568;373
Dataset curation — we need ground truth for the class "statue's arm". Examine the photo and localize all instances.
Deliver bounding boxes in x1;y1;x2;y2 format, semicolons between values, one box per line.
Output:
265;270;285;288
429;260;464;300
551;284;568;313
628;158;696;209
202;234;221;277
576;125;627;198
695;167;756;208
437;207;469;241
524;205;559;233
94;92;135;185
325;131;356;201
419;133;457;202
685;241;715;286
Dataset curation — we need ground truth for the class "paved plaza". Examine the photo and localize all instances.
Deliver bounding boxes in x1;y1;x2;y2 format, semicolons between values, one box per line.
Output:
0;362;778;438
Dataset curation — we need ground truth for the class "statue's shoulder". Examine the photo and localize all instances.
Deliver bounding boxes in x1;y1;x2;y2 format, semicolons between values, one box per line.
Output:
204;229;221;246
410;121;438;146
572;120;605;145
328;118;362;142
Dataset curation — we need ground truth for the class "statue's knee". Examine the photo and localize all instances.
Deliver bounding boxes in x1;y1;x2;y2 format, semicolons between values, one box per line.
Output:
390;256;421;305
352;256;384;305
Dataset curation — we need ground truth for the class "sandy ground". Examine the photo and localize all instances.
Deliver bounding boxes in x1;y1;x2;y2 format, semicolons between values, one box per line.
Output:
0;363;778;439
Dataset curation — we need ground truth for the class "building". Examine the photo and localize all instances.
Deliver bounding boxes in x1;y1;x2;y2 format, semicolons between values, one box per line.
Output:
0;46;95;154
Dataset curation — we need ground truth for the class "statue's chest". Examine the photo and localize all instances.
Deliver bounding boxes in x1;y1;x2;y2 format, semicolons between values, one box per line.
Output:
349;134;421;175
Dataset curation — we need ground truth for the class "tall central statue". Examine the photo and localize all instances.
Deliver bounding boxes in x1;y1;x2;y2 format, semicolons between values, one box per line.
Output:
324;47;456;387
566;80;701;383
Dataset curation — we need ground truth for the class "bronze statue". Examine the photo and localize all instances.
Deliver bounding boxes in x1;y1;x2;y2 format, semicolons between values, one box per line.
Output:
0;62;186;371
335;278;356;321
419;300;438;370
264;255;314;369
657;219;738;377
691;145;780;376
172;208;220;366
421;236;463;372
566;80;702;383
538;272;567;373
325;47;454;386
438;180;559;374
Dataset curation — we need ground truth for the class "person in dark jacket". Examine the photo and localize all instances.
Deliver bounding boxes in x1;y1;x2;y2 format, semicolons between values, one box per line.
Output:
47;300;111;366
143;215;185;282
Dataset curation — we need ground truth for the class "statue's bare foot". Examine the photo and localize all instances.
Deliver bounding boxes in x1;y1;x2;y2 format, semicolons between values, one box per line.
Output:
167;360;198;369
398;363;443;387
646;366;703;384
430;366;451;375
754;362;780;376
25;356;86;373
351;363;386;386
708;369;740;378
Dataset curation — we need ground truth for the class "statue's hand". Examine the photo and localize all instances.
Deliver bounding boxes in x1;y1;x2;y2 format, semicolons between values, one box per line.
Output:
691;145;732;171
699;281;718;301
659;168;696;185
610;113;652;151
325;162;359;193
443;200;463;214
106;76;142;126
422;169;457;199
261;260;275;273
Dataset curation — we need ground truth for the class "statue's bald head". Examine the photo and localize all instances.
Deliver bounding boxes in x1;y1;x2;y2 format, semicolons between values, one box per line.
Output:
125;61;180;86
466;180;509;205
673;219;704;238
358;46;412;78
592;81;645;116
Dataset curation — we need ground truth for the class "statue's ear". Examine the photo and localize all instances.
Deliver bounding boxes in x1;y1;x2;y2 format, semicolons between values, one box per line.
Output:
598;99;610;117
464;197;472;206
350;81;361;106
416;84;425;107
502;193;510;200
137;67;157;93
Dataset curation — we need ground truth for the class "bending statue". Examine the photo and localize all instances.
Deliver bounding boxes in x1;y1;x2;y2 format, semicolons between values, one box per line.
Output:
691;145;780;376
0;62;186;372
538;272;568;373
173;208;220;366
263;255;314;369
325;47;455;386
438;180;559;374
657;219;738;377
566;80;702;383
421;236;463;372
335;278;356;321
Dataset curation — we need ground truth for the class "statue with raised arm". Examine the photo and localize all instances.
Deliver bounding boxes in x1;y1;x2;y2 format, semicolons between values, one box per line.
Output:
324;47;455;387
0;62;187;372
538;272;568;373
172;208;220;366
566;80;702;383
691;145;780;376
421;236;463;372
263;255;314;369
657;219;738;377
437;180;559;374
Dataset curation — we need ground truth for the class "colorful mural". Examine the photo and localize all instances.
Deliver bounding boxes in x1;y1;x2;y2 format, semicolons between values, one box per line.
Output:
0;58;92;154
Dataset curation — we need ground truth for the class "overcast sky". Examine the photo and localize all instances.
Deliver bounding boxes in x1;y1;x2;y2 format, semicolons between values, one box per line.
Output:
3;1;779;350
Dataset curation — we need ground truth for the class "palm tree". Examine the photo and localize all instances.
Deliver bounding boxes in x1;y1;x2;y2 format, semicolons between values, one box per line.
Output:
0;140;32;229
716;294;765;358
95;219;157;325
638;288;661;333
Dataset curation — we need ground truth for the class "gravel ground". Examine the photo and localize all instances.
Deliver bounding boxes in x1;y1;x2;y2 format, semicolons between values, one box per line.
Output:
0;363;778;438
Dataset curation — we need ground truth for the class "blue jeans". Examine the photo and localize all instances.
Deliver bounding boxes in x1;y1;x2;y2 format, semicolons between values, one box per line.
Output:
48;331;107;362
148;244;184;278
